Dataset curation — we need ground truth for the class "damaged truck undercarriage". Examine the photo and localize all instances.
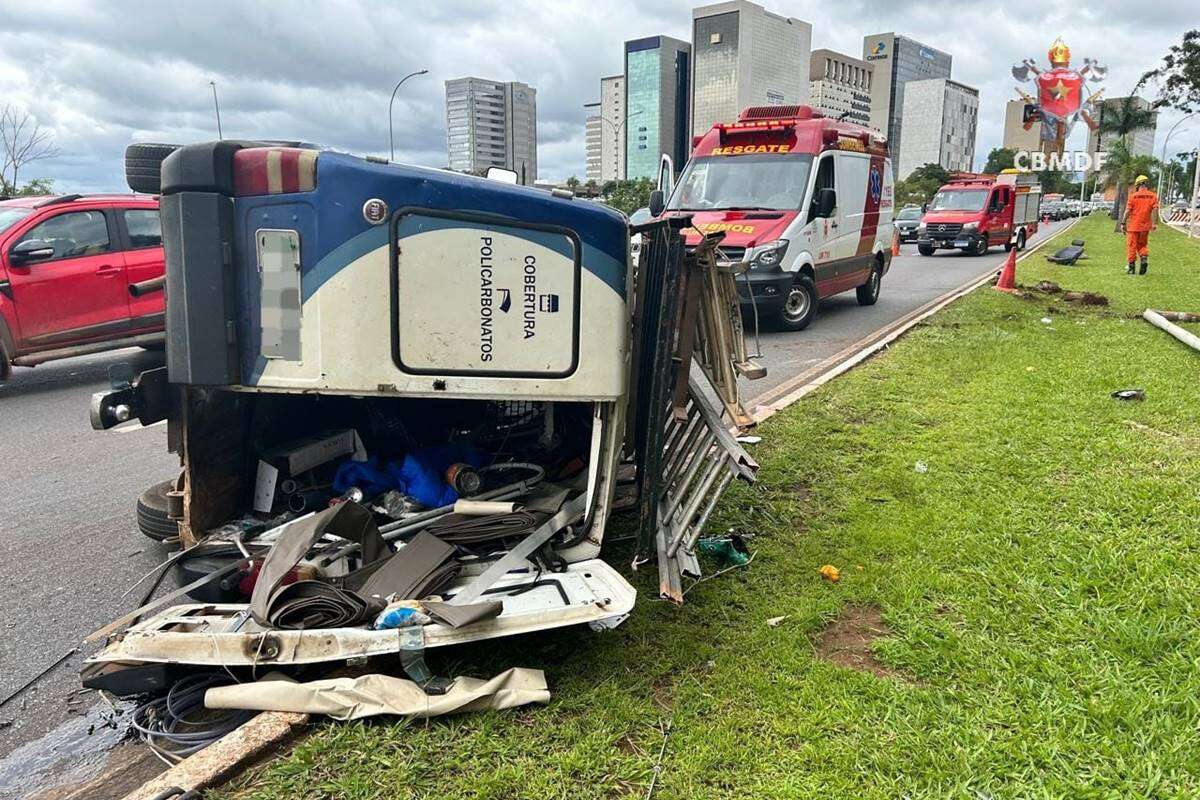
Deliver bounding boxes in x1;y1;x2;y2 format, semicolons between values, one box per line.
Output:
84;141;763;730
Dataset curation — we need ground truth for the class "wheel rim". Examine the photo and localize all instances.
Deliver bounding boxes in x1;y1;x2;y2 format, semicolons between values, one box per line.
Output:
783;285;811;322
977;238;988;255
870;269;880;297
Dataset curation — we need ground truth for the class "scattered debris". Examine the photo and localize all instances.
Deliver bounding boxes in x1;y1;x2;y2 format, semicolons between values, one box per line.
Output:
1035;280;1063;294
735;434;762;445
204;668;549;721
766;615;790;627
697;535;750;567
1111;389;1145;402
814;605;903;680
819;564;841;583
1044;238;1087;265
1040;317;1053;325
914;461;928;473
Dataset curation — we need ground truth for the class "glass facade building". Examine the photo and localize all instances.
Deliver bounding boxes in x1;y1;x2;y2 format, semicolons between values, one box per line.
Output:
863;33;952;176
691;1;812;138
444;77;537;184
623;36;691;180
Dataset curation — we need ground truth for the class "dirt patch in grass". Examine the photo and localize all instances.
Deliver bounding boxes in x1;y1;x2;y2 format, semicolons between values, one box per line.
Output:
814;605;904;680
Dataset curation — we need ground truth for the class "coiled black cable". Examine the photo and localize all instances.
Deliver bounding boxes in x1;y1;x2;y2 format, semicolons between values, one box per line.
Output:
131;673;255;764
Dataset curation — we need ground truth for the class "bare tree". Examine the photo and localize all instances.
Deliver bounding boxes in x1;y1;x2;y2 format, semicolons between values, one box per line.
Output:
0;105;59;194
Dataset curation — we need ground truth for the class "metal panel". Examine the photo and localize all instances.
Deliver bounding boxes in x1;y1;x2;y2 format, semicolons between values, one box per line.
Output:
160;191;240;385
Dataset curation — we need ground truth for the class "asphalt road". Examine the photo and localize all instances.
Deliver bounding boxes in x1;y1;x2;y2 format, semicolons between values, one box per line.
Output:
0;218;1072;794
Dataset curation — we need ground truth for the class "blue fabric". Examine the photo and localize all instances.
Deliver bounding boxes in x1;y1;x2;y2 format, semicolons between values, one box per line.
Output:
332;444;488;507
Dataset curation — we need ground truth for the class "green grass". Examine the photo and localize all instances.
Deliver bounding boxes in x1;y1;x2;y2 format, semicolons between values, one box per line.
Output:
213;215;1200;799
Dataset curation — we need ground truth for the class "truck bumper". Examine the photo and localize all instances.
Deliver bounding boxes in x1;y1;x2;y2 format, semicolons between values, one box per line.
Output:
735;270;794;316
917;233;984;252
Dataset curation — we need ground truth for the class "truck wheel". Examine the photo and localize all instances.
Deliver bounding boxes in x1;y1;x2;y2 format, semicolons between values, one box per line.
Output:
776;274;818;332
1016;230;1027;251
917;243;935;256
856;263;882;306
125;143;181;194
0;342;10;382
136;479;180;542
972;237;989;256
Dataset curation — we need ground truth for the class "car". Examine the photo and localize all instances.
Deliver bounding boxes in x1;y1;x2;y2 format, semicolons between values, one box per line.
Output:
0;194;165;381
893;205;922;241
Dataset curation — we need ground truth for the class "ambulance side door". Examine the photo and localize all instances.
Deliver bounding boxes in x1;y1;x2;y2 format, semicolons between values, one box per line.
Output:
806;153;839;295
834;152;870;290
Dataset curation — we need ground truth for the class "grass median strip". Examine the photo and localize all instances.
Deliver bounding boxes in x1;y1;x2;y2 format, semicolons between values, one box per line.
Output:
214;214;1200;799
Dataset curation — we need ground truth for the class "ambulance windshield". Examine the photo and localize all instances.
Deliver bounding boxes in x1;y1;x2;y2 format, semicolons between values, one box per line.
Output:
668;154;813;212
929;189;988;212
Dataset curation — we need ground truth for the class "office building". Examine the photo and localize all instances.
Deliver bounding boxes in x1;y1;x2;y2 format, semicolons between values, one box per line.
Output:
599;75;625;182
896;78;978;178
1001;99;1041;153
691;1;812;138
1087;96;1158;157
624;36;691;180
809;49;873;128
862;33;952;175
444;77;537;184
584;102;603;182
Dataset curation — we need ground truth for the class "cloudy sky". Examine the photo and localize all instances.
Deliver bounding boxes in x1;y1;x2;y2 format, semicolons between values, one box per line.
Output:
0;0;1194;192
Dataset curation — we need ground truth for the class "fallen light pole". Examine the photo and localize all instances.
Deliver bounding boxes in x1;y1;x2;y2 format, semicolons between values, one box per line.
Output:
1142;309;1200;353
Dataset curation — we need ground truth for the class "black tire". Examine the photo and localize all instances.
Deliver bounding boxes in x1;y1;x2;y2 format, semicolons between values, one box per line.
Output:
856;263;882;306
136;479;180;542
0;342;10;382
1017;230;1027;251
972;236;989;256
125;143;181;194
776;274;818;331
917;243;935;256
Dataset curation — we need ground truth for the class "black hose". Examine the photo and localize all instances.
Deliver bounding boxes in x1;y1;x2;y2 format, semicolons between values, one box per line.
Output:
131;674;255;764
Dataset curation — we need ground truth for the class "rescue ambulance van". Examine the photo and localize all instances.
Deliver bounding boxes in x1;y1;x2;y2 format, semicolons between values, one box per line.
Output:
658;105;893;331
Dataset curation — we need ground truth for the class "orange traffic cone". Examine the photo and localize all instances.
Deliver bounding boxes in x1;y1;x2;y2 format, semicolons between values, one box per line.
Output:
891;229;901;257
994;247;1017;292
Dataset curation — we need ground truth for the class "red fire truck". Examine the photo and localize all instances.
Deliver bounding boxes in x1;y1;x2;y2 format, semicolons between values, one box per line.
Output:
651;105;893;331
916;170;1041;257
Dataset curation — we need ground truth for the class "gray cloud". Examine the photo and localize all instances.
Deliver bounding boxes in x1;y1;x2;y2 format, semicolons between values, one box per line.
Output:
0;0;1192;192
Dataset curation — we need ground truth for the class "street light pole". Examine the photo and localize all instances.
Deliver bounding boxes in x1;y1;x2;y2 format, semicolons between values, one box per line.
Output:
1157;112;1197;201
1190;143;1200;239
209;81;223;140
599;109;642;181
389;69;429;162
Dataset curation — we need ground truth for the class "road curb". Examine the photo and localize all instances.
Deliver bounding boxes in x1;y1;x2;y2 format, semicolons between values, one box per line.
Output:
748;218;1080;423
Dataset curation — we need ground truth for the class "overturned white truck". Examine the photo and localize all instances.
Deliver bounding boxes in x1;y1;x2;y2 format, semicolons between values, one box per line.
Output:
85;142;761;692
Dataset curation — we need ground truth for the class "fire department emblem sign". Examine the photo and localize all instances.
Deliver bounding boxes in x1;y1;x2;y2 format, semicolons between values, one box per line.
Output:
1012;37;1106;155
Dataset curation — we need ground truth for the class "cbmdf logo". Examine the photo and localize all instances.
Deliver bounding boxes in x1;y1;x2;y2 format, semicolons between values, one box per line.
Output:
1011;36;1107;156
867;41;887;60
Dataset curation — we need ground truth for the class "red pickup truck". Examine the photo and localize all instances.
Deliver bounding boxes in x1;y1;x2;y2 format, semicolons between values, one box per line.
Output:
0;193;165;380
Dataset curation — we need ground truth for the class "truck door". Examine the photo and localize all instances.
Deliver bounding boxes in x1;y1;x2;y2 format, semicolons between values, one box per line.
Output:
806;153;838;294
4;208;130;347
988;187;1011;246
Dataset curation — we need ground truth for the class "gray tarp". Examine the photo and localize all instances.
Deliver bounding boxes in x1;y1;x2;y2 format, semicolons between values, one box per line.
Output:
204;668;549;720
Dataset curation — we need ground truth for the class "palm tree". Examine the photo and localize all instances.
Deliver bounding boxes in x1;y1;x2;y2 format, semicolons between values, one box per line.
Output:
1095;95;1158;223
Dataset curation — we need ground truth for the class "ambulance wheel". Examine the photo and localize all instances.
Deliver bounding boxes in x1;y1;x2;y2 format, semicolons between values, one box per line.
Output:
918;244;935;256
777;274;818;331
856;263;882;306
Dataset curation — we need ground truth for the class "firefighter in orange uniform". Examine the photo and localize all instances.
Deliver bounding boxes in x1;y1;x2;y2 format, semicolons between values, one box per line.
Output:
1122;175;1158;275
